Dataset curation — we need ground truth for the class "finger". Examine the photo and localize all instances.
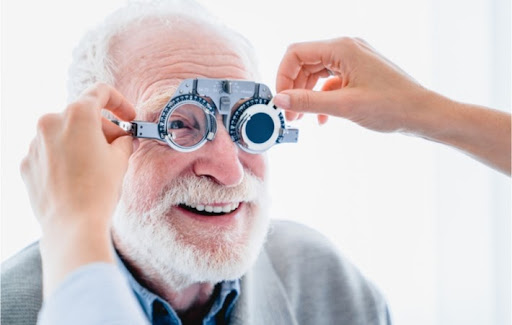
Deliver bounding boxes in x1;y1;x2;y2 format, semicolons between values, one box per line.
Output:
274;87;355;117
317;114;329;125
299;63;330;77
293;64;331;91
102;117;130;144
111;135;134;161
303;62;331;74
293;68;311;90
321;76;343;91
297;63;332;88
20;138;39;180
78;83;136;121
276;40;334;93
284;111;304;121
285;111;300;121
36;113;62;137
305;70;332;90
35;113;63;153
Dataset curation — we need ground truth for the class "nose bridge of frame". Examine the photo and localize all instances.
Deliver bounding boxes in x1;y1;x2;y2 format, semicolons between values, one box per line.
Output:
175;78;273;114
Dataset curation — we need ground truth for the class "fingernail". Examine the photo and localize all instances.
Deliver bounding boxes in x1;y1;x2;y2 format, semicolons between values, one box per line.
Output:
273;93;291;110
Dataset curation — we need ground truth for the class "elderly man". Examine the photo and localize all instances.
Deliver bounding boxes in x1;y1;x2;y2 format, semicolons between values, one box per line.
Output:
1;1;390;325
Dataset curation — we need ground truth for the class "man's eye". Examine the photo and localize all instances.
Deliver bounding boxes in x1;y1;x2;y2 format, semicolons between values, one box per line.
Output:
169;120;186;129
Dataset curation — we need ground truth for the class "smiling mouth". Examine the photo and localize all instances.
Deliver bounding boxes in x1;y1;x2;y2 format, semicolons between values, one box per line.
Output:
178;202;241;217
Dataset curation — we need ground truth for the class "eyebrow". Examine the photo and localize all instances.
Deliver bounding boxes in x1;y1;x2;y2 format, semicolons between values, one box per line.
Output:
137;89;247;123
137;92;174;122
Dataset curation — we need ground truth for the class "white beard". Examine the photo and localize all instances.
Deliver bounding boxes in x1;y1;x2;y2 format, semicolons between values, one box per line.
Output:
111;171;270;291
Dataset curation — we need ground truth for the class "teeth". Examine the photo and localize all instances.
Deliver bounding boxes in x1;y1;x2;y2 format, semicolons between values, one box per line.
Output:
183;202;240;214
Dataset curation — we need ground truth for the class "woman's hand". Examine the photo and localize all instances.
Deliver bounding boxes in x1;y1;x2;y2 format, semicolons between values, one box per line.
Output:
275;37;511;175
20;83;136;295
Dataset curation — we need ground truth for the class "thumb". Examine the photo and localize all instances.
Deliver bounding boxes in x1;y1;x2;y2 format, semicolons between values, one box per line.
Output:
274;88;350;117
111;135;134;160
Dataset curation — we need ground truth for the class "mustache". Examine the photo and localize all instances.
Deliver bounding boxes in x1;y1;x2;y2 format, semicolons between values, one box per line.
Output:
149;172;265;213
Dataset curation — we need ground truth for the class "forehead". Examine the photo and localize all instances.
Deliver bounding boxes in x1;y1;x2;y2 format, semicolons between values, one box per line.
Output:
109;18;254;112
136;89;175;121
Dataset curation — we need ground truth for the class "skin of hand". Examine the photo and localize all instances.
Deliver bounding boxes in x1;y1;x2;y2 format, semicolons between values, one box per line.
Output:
274;37;511;175
20;83;136;297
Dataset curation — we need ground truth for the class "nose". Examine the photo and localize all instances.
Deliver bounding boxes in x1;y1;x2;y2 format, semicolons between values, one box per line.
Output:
192;117;244;187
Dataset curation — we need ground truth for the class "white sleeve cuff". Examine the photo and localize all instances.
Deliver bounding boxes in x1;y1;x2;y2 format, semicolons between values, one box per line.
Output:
37;263;149;325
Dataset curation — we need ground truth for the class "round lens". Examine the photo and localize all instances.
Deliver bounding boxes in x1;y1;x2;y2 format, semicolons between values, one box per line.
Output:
166;102;208;148
245;113;274;144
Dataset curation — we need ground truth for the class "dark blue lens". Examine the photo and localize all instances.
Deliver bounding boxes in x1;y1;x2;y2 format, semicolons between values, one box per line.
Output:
246;113;274;144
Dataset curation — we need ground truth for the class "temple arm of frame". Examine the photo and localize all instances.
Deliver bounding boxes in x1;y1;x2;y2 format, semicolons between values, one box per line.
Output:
279;127;299;143
110;119;162;140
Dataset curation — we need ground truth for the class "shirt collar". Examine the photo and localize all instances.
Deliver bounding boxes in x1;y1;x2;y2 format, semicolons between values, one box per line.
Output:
114;252;240;324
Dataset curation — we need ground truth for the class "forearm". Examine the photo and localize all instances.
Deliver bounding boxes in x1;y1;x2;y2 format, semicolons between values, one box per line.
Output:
410;90;511;175
38;263;149;325
40;219;114;298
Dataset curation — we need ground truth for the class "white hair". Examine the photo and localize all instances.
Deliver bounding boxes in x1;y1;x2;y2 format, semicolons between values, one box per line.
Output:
67;0;260;102
112;170;271;290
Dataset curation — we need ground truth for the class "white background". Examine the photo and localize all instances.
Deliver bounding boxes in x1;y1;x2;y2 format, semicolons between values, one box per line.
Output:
1;0;510;324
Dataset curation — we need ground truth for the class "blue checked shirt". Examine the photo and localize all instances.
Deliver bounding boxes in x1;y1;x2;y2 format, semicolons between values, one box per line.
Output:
116;254;240;325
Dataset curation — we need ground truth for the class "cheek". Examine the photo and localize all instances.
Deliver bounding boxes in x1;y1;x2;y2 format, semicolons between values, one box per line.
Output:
240;153;266;180
123;143;190;210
